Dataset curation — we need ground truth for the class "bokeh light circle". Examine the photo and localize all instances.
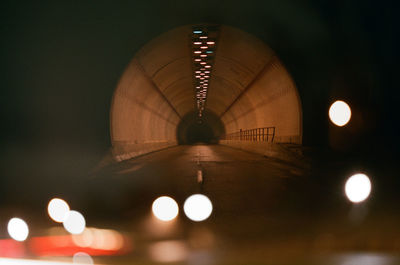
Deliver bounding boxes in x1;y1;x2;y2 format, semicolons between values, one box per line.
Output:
63;210;86;234
7;218;29;241
329;100;351;126
183;194;213;222
345;173;372;203
48;198;70;223
152;196;179;221
73;252;94;264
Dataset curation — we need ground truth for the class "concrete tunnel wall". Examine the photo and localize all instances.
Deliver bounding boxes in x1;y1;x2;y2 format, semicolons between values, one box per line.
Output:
110;25;302;162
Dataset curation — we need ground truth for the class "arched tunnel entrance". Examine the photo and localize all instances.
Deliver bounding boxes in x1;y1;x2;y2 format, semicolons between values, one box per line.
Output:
110;25;302;161
177;111;225;144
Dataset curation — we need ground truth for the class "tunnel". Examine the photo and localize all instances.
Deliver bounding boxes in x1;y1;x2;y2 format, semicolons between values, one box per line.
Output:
176;110;225;144
110;25;302;161
2;1;399;263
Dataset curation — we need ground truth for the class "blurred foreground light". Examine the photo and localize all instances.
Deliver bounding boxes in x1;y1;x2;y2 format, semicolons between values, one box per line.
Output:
183;194;212;222
0;239;26;257
48;198;70;223
72;229;94;248
73;252;93;265
0;257;96;265
8;218;29;242
335;253;396;265
345;173;372;203
63;211;86;234
329;100;351;126
152;196;179;221
149;240;188;263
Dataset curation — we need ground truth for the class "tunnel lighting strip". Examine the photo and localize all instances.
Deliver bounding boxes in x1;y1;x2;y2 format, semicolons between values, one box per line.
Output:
191;26;218;118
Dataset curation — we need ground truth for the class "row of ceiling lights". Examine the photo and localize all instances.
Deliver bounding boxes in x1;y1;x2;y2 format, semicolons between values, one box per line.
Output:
191;27;217;118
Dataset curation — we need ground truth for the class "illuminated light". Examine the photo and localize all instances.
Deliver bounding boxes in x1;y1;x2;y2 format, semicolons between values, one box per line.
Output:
193;30;202;34
200;54;207;57
152;196;179;222
206;51;213;54
0;257;95;265
200;73;205;76
206;41;215;45
63;211;86;235
30;234;129;256
205;65;211;68
194;59;201;62
204;75;210;78
193;41;202;45
329;100;351;126
200;77;205;80
72;229;93;248
195;76;201;78
200;46;208;49
199;36;208;39
345;173;372;203
8;218;29;242
195;71;201;73
48;198;70;223
194;51;201;54
183;194;213;222
149;240;188;263
333;253;395;265
73;252;93;265
0;239;26;257
200;62;206;65
205;71;210;73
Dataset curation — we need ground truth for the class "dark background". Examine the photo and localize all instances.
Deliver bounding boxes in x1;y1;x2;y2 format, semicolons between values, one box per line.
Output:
0;0;398;215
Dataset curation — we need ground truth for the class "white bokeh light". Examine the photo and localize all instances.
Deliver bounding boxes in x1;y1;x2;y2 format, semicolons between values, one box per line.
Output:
48;198;70;223
152;196;179;221
63;210;86;234
7;218;29;241
345;173;372;203
73;252;93;265
183;194;213;222
329;100;352;126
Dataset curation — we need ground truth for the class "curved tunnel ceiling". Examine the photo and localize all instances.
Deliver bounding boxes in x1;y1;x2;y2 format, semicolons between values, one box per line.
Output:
110;25;302;161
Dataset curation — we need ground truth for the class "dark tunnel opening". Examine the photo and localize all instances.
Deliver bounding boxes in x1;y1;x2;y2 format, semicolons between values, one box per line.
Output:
177;111;225;145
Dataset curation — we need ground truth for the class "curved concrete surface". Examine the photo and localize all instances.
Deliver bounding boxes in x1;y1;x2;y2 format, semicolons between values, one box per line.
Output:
110;25;302;161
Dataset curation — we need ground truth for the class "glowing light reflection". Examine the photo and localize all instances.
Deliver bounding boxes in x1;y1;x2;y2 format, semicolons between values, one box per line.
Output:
152;196;179;221
148;240;188;263
183;194;213;222
63;211;86;235
48;198;70;223
329;100;351;126
345;173;372;203
0;257;97;265
73;252;93;265
7;218;29;242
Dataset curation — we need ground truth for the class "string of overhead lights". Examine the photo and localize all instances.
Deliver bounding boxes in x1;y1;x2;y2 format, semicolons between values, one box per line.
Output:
191;26;218;118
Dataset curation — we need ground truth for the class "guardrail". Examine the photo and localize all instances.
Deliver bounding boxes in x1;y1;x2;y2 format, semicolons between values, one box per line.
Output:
222;127;275;142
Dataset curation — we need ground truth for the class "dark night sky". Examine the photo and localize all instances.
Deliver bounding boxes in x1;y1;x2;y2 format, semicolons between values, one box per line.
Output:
0;0;398;209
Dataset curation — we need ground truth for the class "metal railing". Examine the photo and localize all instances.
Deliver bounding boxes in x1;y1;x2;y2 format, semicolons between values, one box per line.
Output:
222;127;275;142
